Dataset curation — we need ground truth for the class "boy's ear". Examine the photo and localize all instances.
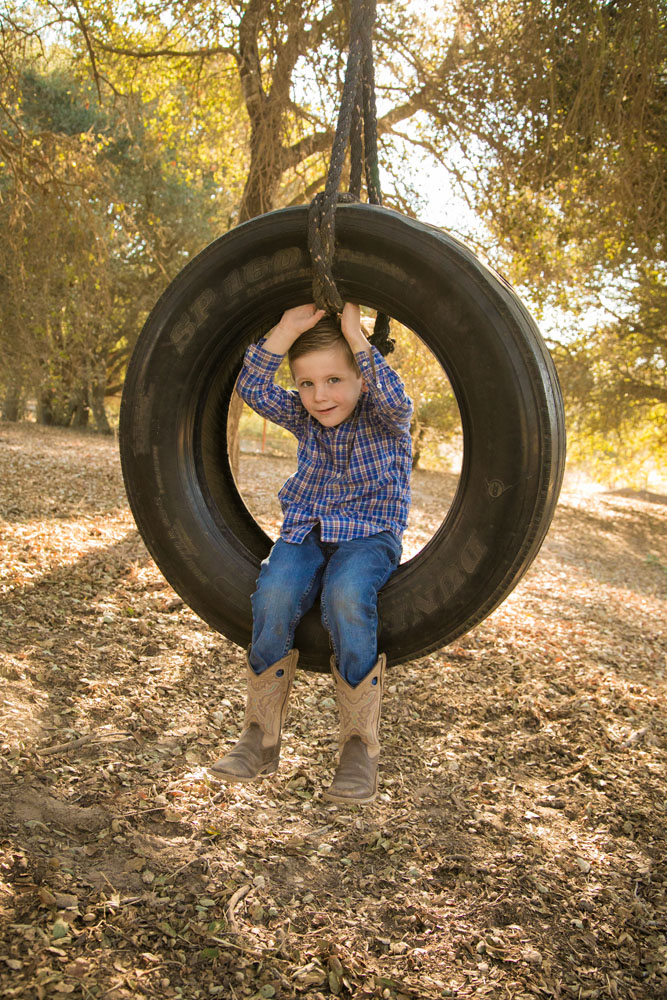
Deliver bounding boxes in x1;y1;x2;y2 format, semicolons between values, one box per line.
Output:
361;378;369;393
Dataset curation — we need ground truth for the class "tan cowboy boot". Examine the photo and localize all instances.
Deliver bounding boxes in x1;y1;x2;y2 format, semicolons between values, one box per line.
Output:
323;654;385;805
209;650;298;782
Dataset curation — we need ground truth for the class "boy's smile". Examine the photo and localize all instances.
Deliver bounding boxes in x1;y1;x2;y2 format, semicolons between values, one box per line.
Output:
291;344;366;427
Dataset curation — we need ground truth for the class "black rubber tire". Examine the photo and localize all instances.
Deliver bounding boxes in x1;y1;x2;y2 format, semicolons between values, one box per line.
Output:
120;204;566;671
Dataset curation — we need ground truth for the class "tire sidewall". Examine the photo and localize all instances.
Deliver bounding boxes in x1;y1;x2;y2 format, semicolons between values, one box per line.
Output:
120;205;565;668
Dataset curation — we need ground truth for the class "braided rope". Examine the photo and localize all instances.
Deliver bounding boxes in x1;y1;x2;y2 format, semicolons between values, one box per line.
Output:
308;0;394;355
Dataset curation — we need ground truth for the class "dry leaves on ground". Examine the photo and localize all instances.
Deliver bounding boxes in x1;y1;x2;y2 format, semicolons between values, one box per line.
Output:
0;423;666;1000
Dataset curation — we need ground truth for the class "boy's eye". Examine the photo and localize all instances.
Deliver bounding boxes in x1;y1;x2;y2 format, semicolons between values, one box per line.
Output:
328;377;340;384
299;380;313;388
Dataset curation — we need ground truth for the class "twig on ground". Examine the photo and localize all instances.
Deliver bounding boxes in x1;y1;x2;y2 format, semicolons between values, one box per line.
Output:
209;933;263;955
226;883;251;933
171;857;205;878
119;805;168;819
38;731;133;756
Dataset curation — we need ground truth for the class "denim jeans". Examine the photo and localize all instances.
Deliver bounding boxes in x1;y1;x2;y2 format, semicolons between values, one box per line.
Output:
249;526;402;686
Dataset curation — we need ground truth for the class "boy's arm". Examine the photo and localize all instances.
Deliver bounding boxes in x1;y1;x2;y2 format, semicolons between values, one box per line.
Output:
341;303;414;435
236;304;325;433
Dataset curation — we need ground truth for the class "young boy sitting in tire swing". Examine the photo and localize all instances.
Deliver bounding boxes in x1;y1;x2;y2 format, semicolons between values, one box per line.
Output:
210;302;413;805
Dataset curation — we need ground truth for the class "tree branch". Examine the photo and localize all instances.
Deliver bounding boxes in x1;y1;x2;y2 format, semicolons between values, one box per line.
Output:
268;2;305;111
70;0;103;101
238;0;272;118
283;127;335;169
91;40;238;62
617;376;667;406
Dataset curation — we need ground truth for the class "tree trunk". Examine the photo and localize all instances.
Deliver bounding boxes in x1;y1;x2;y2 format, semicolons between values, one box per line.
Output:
37;386;55;425
68;387;90;428
1;380;24;421
411;414;425;470
90;379;112;434
227;390;244;481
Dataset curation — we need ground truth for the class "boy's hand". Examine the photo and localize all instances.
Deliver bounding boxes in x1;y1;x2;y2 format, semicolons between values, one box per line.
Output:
264;304;326;355
341;302;372;354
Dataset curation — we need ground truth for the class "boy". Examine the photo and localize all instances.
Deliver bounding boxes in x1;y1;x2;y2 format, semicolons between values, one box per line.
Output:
210;302;413;804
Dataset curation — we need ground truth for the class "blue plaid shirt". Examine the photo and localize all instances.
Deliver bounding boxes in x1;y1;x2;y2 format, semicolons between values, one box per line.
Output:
237;339;413;544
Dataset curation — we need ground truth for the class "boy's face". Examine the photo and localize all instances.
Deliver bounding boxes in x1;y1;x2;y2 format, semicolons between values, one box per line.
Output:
291;343;366;427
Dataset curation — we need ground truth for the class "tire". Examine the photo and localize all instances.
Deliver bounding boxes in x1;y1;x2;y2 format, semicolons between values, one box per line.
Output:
120;204;566;671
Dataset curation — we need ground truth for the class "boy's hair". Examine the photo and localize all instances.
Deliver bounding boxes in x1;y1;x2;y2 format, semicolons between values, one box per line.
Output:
288;315;361;376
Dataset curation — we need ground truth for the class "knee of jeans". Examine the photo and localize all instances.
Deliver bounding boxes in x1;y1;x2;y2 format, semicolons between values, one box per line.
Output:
324;578;372;626
252;575;293;618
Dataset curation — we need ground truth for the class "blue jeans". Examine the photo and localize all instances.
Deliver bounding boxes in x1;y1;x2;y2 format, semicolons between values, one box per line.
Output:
249;526;402;686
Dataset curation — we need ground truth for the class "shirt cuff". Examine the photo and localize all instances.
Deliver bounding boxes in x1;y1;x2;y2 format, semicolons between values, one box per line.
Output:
244;338;284;376
355;345;384;382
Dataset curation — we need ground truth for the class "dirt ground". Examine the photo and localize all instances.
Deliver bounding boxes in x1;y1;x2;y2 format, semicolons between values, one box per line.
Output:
0;422;666;1000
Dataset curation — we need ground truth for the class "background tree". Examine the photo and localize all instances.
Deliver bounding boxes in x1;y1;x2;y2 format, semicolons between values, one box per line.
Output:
34;0;473;463
445;0;666;476
0;10;248;430
1;0;664;484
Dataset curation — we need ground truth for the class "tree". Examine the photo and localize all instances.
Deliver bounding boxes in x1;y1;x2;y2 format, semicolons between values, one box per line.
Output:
2;0;665;475
23;1;469;218
27;0;469;460
388;324;460;469
443;0;666;451
0;18;248;430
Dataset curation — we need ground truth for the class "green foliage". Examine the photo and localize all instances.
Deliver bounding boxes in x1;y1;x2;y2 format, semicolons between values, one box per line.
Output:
0;0;664;484
0;36;246;430
388;323;461;469
391;324;459;429
454;0;665;274
552;262;667;472
566;411;666;490
18;66;105;135
437;0;667;475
